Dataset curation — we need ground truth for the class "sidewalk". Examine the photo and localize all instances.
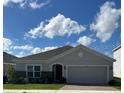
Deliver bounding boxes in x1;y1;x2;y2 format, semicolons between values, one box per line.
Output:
4;90;121;93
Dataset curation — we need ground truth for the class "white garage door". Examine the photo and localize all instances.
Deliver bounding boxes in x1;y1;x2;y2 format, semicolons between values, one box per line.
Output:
67;66;108;84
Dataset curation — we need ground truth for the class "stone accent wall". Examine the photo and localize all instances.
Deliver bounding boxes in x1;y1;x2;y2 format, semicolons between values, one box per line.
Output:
16;71;26;77
41;71;53;79
16;71;53;83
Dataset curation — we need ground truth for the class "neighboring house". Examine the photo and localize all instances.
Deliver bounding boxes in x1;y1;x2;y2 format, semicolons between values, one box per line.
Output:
13;45;115;84
113;45;121;78
3;52;17;77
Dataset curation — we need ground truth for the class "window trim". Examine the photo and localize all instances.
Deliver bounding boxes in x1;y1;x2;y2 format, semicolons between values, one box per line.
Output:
26;64;42;78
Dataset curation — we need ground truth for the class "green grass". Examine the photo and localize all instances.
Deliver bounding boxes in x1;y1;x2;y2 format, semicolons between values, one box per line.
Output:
109;77;121;90
3;84;64;90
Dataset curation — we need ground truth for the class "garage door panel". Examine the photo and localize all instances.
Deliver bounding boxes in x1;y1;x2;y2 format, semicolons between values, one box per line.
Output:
67;66;107;84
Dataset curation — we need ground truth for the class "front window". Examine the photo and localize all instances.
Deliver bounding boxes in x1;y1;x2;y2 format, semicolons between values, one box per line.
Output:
27;65;41;78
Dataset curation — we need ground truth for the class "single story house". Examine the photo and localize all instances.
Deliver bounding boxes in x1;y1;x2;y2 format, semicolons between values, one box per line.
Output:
11;44;115;84
113;45;121;78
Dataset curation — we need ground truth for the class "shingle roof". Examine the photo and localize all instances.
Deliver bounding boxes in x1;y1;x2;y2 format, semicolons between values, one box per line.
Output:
3;52;18;63
19;46;73;60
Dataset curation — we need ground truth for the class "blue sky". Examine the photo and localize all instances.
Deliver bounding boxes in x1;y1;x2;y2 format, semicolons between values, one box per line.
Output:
3;0;121;57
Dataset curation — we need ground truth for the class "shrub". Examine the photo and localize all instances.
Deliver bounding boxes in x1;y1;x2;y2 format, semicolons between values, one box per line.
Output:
109;78;121;86
7;65;16;83
7;65;25;84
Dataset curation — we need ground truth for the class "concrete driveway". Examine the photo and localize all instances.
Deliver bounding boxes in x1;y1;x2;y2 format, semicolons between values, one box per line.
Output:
56;85;120;93
61;85;118;90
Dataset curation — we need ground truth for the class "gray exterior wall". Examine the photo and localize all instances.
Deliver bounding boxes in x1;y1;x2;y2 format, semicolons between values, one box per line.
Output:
15;62;48;71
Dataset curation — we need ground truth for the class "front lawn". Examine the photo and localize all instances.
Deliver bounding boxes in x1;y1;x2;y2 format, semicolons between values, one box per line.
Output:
3;84;64;90
109;77;121;90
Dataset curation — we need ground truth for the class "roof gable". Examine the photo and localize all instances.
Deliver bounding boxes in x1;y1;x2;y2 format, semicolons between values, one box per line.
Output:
78;45;115;62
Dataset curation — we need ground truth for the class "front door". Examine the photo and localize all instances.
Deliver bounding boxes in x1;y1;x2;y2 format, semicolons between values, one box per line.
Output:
53;64;63;81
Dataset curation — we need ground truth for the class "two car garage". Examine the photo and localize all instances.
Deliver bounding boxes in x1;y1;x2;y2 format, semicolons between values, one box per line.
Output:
66;65;109;84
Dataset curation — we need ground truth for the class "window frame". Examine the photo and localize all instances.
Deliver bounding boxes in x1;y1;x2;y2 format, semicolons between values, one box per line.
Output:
26;64;42;78
34;66;41;78
27;65;34;78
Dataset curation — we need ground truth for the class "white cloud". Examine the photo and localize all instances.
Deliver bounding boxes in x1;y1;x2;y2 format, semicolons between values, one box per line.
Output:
24;22;44;39
65;41;78;47
31;47;42;54
4;0;24;6
41;46;58;52
3;38;33;57
90;1;121;42
4;0;50;9
17;46;58;57
29;0;50;9
31;46;58;54
77;36;94;46
3;38;12;51
16;51;26;57
12;45;58;56
12;45;33;50
25;14;86;39
3;38;58;57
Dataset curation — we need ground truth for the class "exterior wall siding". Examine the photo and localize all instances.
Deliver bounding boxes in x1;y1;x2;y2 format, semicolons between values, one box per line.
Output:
113;48;121;78
15;63;51;71
15;63;26;71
